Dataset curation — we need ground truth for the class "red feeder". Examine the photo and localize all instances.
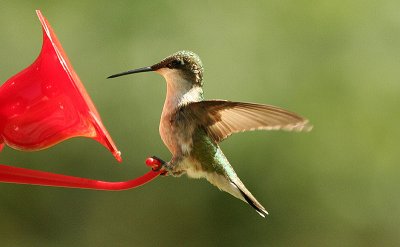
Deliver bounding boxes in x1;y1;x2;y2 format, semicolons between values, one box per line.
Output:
0;10;121;162
0;11;164;190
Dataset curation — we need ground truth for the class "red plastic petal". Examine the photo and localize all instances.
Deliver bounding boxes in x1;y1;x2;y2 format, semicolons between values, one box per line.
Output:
0;10;121;162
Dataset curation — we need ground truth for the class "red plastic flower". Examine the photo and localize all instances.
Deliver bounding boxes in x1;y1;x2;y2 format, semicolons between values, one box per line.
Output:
0;11;163;190
0;10;121;162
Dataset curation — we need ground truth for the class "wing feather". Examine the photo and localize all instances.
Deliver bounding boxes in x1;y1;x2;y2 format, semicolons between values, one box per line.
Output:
185;100;312;143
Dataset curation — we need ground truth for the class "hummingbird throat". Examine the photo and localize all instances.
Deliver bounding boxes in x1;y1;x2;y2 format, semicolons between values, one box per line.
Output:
159;69;204;107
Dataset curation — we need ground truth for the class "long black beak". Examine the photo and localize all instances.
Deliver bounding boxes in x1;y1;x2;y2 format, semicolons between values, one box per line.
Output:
107;66;153;79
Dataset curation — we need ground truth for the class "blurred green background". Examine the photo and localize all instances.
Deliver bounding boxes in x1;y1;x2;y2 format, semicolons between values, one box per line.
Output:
1;0;399;246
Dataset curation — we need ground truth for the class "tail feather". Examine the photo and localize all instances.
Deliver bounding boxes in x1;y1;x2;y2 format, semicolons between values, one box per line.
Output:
231;180;269;217
202;166;268;217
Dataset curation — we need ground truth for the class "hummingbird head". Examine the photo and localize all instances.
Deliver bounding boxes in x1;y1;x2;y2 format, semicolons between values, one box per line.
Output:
152;51;204;87
108;50;204;87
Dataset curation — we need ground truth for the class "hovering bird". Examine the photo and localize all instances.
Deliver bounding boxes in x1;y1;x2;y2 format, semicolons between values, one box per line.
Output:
108;51;311;217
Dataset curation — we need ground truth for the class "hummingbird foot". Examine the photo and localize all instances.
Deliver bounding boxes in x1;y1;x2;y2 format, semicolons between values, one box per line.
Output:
155;162;184;177
146;156;185;177
161;157;186;177
164;166;185;177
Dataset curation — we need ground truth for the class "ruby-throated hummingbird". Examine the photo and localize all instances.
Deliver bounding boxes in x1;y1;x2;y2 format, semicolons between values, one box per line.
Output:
108;51;312;217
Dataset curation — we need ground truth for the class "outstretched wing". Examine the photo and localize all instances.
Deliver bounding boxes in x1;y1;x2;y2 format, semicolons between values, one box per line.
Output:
185;100;312;143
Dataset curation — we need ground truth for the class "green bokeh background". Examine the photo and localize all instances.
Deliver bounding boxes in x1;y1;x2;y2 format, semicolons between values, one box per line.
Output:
1;1;399;246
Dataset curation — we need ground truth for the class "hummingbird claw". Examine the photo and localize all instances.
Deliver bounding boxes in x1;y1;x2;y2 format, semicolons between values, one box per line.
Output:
145;156;168;175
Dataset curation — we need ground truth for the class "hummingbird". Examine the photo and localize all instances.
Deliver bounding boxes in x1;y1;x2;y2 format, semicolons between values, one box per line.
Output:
108;51;311;217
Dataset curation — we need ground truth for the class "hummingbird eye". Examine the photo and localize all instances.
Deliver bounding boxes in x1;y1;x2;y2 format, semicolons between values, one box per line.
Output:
167;59;183;69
